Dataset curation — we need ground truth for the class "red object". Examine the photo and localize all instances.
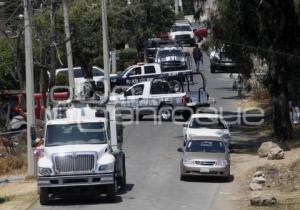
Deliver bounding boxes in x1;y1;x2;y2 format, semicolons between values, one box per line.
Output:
158;32;170;39
181;95;191;105
193;28;208;39
0;91;69;119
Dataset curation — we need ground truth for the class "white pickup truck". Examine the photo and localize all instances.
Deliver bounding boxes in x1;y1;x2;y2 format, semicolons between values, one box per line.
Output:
110;63;192;92
110;79;209;121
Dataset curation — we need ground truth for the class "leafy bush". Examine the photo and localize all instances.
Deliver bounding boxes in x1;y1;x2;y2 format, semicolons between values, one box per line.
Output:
117;48;138;72
0;154;26;175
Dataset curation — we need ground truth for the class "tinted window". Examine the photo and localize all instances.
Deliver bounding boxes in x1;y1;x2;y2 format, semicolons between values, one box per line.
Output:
158;49;182;58
74;69;84;78
127;67;141;77
56;70;68;78
189;117;226;129
150;81;171;94
46;122;107;146
171;25;192;32
57;69;84;78
144;66;156;74
186;140;225;153
92;68;104;76
126;84;144;96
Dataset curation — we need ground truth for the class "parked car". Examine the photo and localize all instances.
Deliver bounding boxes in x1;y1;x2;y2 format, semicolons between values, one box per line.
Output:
169;22;195;46
193;27;208;42
192;20;209;42
0;91;68;131
183;114;231;146
56;66;105;85
210;48;239;73
178;136;231;181
110;79;209;121
110;63;191;92
155;46;192;72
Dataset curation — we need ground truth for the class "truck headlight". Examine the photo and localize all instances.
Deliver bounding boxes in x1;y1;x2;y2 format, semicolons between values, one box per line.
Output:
98;163;114;172
215;160;228;166
38;167;52;176
183;159;195;165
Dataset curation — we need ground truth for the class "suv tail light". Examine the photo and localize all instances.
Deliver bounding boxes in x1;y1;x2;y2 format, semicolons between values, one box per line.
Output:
182;95;191;105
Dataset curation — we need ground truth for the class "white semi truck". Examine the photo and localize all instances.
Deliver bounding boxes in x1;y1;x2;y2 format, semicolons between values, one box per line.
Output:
35;98;126;205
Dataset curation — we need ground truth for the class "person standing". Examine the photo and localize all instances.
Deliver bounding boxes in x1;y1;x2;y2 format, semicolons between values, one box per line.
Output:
193;44;203;71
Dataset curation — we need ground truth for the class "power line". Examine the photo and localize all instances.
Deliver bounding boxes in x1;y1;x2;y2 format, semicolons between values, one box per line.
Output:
1;1;21;12
1;3;22;27
214;38;300;59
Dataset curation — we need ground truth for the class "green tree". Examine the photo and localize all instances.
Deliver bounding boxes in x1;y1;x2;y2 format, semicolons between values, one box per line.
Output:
213;0;300;141
0;37;18;90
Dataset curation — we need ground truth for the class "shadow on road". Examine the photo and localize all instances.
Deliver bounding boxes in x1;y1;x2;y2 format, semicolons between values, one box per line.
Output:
118;183;135;195
182;175;235;183
47;195;123;206
45;184;135;206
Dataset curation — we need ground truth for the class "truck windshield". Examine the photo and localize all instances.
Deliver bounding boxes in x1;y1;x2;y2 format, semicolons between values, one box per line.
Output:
172;25;192;32
158;50;182;58
46;122;107;146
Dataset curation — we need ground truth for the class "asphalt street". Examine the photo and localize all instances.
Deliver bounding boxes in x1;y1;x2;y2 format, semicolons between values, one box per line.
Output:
32;53;240;210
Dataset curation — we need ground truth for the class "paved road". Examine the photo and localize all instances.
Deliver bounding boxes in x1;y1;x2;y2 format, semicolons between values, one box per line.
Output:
32;54;240;210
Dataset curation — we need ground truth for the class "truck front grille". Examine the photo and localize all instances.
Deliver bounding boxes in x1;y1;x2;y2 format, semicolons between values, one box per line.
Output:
53;152;97;174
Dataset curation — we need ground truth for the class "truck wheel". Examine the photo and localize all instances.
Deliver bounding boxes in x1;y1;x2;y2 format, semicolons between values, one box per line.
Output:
182;112;191;121
107;181;117;202
180;174;187;181
119;157;126;190
211;66;216;73
159;106;173;121
39;188;49;205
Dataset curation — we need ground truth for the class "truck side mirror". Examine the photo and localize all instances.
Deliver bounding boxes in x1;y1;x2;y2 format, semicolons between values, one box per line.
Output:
124;90;130;97
183;123;188;127
30;126;37;147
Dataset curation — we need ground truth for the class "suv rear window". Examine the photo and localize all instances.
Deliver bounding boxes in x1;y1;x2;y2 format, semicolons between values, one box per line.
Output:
144;66;156;74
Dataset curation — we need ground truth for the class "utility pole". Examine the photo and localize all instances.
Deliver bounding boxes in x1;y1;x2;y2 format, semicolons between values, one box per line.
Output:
102;0;110;91
111;51;117;73
50;0;57;89
23;0;36;176
175;0;179;14
62;0;75;90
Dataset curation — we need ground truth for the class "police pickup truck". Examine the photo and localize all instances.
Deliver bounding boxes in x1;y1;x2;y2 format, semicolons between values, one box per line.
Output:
110;79;209;121
110;63;191;93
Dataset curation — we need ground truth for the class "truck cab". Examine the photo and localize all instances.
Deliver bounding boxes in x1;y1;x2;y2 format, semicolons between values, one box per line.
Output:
110;79;209;121
111;62;192;93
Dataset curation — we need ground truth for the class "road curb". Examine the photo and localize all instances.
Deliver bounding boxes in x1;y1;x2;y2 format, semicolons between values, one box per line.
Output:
25;196;39;210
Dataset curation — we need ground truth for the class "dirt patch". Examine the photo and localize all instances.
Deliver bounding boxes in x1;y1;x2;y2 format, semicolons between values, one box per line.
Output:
0;154;27;176
0;180;37;210
228;147;300;210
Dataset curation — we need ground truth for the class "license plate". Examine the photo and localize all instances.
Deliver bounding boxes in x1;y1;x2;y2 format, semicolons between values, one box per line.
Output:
200;168;210;173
